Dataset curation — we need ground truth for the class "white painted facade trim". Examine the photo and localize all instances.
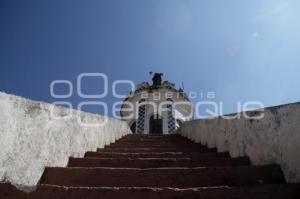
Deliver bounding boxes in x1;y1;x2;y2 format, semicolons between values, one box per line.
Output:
177;102;300;183
0;91;131;191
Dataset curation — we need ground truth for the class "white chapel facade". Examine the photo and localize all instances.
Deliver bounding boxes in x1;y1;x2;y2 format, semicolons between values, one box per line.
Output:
120;73;193;134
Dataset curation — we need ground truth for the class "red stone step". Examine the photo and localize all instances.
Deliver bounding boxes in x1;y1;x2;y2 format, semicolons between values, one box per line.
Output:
40;165;285;188
85;151;230;158
116;137;194;142
105;143;205;147
1;134;299;199
97;147;217;153
106;144;206;149
117;136;188;142
0;183;28;199
122;134;178;138
114;140;181;144
113;139;197;144
68;156;250;168
2;183;300;199
106;142;215;147
113;137;201;141
30;184;300;199
113;140;207;146
114;140;188;145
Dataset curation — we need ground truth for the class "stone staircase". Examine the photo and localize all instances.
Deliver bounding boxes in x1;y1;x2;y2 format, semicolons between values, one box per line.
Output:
1;134;300;198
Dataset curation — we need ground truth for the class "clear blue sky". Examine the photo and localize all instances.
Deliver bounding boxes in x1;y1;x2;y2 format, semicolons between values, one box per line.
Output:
0;0;299;117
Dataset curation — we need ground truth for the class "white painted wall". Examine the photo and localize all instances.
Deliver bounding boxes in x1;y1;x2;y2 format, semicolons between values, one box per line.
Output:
177;102;300;183
0;91;131;191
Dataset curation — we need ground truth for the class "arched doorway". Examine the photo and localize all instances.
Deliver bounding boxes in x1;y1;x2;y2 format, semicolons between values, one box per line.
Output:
149;114;163;134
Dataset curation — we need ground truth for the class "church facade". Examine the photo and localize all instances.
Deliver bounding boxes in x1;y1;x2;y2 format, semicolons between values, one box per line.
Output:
120;73;193;134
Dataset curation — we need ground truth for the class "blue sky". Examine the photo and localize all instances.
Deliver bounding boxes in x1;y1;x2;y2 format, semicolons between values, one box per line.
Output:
0;0;299;117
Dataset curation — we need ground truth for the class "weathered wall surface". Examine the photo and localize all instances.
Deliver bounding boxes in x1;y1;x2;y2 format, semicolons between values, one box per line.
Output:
0;91;131;191
177;103;300;183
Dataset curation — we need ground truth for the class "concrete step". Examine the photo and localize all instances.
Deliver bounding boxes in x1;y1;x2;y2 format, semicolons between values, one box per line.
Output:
68;157;250;168
40;165;285;188
85;151;231;159
30;184;300;199
98;147;217;153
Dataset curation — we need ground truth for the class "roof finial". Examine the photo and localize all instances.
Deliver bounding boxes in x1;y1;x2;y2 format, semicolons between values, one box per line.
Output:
151;73;163;86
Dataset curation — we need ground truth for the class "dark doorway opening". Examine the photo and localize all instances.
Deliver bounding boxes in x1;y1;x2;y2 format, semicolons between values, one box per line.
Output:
130;122;136;134
149;115;163;134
